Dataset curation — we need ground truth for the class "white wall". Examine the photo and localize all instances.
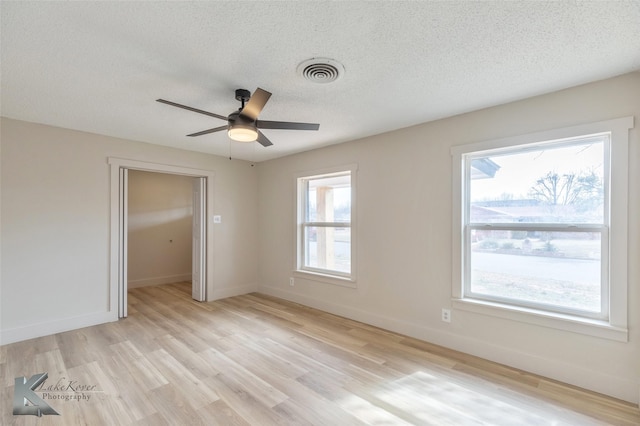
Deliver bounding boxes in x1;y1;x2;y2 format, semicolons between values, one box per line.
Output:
127;170;193;288
257;72;640;403
0;118;259;343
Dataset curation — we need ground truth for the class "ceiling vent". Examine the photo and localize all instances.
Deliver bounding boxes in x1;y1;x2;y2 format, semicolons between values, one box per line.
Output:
297;58;344;83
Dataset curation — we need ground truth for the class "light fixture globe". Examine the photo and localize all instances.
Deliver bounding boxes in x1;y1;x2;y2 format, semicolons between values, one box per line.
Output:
228;123;258;142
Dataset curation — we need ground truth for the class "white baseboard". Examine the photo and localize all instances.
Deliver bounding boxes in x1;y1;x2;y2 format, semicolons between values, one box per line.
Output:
258;285;639;405
128;273;191;289
0;310;117;346
209;283;258;301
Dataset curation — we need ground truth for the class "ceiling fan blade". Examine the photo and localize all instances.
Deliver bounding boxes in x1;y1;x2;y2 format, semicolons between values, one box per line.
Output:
256;131;273;147
239;88;271;121
187;125;228;137
157;99;228;121
257;120;320;131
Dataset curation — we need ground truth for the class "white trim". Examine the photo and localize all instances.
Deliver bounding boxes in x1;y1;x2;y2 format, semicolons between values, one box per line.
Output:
108;157;216;314
0;311;117;346
450;116;633;341
467;223;606;231
607;120;631;328
128;273;192;289
293;163;359;180
109;162;121;318
452;298;627;342
293;269;357;288
119;167;128;317
450;117;633;157
192;177;207;301
107;157;216;177
293;163;358;285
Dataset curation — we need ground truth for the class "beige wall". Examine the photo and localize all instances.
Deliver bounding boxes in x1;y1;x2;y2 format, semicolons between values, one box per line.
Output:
0;72;638;404
256;72;640;403
127;170;193;288
0;118;259;342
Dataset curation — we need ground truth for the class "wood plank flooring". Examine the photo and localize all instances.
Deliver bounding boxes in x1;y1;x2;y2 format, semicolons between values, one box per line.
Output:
1;282;638;425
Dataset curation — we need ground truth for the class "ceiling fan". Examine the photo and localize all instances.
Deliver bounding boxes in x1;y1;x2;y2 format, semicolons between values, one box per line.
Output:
157;88;320;147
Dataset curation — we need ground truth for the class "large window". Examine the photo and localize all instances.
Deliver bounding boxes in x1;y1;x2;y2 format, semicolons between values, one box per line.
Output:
451;117;632;341
467;137;607;317
296;165;356;283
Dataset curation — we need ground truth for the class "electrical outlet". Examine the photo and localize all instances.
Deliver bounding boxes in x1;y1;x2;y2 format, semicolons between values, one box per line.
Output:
441;308;451;323
289;277;295;287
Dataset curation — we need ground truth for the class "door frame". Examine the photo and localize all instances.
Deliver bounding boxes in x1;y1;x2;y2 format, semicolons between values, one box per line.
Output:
108;157;215;318
191;177;206;302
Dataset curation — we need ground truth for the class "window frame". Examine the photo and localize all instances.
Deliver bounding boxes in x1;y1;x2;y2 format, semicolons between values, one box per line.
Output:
295;164;357;286
464;137;609;320
451;117;633;342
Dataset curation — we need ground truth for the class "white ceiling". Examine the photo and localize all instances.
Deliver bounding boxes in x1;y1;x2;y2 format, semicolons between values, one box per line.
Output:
2;1;639;163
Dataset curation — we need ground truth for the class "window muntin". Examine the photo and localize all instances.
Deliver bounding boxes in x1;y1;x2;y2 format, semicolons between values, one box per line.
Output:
298;171;353;279
463;134;609;319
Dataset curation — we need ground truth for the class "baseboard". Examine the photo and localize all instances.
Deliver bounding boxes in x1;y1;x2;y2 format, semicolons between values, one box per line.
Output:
0;310;118;346
209;283;258;301
258;285;638;404
128;273;192;288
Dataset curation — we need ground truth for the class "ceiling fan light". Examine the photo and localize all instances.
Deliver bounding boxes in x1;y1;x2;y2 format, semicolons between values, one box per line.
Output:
228;124;258;142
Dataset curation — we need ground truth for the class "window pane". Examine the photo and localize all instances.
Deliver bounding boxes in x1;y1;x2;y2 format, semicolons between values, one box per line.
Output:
306;174;351;222
304;226;351;273
469;139;605;224
469;230;601;312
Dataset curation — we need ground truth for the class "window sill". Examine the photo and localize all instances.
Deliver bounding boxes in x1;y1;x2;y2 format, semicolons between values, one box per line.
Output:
452;298;628;342
293;270;357;288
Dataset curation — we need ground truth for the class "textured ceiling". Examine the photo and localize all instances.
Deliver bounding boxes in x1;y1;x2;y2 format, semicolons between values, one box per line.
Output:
2;1;639;162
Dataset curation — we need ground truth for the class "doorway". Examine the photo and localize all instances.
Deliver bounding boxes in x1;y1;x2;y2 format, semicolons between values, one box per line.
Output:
108;158;215;318
127;170;196;295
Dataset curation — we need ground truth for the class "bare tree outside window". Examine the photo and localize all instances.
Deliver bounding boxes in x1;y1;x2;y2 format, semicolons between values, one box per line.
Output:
528;169;603;216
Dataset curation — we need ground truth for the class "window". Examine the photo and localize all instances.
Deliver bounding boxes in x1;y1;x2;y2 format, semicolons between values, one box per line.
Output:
451;117;633;341
296;165;356;284
467;137;607;317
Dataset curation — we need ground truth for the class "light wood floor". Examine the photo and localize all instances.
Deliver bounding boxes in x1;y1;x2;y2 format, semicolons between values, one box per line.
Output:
1;282;638;425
